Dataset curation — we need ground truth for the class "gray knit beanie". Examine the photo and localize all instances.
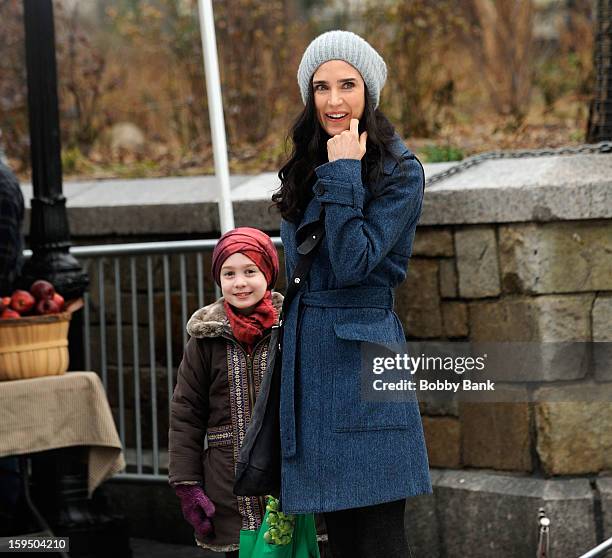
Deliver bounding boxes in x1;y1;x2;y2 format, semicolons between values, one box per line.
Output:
297;30;387;109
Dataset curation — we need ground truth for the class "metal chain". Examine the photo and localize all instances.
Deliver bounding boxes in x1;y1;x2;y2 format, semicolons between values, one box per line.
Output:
425;141;612;186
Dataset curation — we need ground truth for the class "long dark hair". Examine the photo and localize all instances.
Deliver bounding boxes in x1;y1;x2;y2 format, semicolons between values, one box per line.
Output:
272;82;401;224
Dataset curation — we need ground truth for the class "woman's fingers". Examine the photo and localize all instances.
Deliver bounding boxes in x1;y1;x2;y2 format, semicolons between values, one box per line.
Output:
359;131;367;151
326;119;366;161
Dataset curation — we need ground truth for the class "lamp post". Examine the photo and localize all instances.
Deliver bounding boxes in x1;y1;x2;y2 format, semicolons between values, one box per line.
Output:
20;2;130;555
21;0;88;302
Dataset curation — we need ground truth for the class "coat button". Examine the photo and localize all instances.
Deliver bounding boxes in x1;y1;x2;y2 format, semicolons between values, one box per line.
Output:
294;278;301;284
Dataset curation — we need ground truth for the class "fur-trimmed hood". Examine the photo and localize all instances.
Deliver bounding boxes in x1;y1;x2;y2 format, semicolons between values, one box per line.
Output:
186;291;284;339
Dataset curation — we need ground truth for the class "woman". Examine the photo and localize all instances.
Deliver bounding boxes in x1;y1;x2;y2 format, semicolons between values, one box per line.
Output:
271;30;432;558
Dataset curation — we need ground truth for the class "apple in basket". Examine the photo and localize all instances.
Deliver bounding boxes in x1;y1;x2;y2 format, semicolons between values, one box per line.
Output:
10;290;35;313
36;298;62;315
30;279;55;300
0;308;20;319
52;292;65;309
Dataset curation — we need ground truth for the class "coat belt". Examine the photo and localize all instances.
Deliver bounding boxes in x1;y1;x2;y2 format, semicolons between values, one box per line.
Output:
301;286;394;309
281;286;395;459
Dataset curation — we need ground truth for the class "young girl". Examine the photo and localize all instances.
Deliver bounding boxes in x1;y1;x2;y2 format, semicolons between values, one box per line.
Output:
168;227;282;557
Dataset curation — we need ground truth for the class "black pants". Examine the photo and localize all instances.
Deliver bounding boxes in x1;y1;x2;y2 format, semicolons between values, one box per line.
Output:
225;551;239;558
323;499;414;558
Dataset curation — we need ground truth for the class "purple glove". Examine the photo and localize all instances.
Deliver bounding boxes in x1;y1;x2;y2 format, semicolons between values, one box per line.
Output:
175;484;216;539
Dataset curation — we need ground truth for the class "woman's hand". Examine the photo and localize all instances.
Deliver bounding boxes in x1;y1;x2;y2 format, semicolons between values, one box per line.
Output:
327;118;367;162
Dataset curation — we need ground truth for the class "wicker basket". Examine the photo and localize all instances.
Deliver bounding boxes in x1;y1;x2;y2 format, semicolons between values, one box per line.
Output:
0;310;73;381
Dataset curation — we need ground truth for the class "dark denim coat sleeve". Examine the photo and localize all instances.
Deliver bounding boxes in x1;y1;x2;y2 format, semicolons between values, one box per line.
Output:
279;135;432;514
312;155;424;286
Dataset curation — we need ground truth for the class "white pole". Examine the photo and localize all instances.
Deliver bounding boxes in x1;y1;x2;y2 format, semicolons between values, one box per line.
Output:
197;0;235;233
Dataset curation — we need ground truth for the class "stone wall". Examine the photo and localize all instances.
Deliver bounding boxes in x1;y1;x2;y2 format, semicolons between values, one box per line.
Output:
398;221;612;479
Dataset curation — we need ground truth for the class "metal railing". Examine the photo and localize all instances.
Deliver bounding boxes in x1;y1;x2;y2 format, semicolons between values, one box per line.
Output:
25;237;282;482
578;537;612;558
537;507;612;558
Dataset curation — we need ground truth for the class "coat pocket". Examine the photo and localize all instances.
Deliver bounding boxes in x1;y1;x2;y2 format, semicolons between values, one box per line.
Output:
331;313;410;432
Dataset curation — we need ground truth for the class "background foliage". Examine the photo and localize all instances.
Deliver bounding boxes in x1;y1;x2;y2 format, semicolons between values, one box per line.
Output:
0;0;596;177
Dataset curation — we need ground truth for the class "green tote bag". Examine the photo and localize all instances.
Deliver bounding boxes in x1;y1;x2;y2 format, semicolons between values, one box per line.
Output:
239;509;320;558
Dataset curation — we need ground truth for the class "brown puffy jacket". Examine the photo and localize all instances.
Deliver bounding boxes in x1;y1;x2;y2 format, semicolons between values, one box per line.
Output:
169;292;283;552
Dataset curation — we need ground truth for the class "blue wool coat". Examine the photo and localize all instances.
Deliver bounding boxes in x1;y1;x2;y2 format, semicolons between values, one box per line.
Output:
279;134;433;514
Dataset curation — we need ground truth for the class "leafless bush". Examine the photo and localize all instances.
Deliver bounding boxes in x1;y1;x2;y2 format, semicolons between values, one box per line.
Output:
456;0;535;123
362;0;465;137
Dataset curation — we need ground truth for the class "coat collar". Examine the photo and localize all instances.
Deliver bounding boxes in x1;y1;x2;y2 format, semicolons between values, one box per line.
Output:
295;196;323;242
186;291;284;339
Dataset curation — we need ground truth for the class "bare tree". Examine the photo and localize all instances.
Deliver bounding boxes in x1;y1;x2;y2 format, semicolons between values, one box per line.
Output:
587;0;612;141
457;0;535;123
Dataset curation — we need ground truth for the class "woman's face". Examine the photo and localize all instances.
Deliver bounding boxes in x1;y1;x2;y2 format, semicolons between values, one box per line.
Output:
220;252;268;315
312;60;365;137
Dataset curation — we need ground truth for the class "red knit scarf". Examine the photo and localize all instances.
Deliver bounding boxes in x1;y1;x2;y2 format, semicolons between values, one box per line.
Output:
224;290;277;353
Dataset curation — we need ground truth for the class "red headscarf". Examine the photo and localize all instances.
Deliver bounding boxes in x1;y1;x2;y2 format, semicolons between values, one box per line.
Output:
211;228;279;352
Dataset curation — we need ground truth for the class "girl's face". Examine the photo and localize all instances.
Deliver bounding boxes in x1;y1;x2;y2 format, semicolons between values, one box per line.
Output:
312;60;365;137
220;252;268;315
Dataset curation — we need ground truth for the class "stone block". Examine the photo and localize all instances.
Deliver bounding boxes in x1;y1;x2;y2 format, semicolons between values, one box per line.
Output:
418;154;612;226
419;398;459;417
432;469;597;558
499;221;612;294
535;385;612;475
105;366;174;408
459;398;532;471
469;298;538;342
469;295;593;381
593;296;612;342
422;416;461;468
90;291;201;327
412;227;454;257
598;478;612;539
442;302;468;338
88;324;152;368
397;259;442;338
593;296;612;381
404;493;440;558
455;227;501;298
535;294;593;342
439;259;458;298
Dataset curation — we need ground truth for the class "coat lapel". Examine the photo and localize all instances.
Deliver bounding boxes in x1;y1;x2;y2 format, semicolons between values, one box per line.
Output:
295;196;322;245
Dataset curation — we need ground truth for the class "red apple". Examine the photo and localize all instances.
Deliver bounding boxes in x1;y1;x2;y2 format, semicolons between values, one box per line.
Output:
52;292;65;310
30;280;55;300
1;296;10;307
1;308;21;319
36;298;61;315
11;290;36;313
